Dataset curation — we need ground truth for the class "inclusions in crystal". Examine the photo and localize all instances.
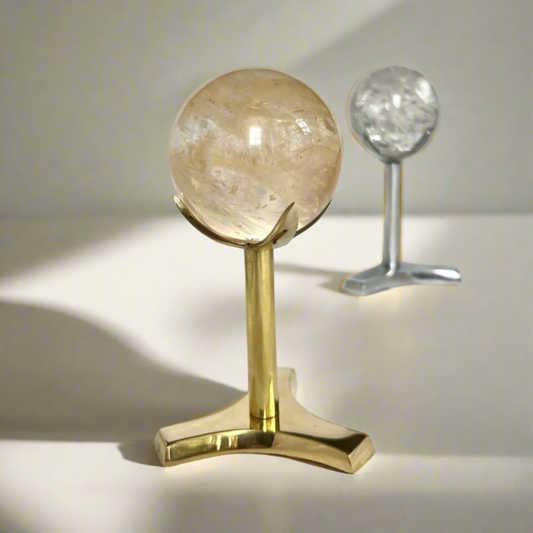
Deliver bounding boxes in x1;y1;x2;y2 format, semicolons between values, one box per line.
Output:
348;66;439;161
169;68;342;242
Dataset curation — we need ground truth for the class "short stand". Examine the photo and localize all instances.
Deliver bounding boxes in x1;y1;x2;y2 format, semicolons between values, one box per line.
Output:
155;231;374;473
342;163;461;296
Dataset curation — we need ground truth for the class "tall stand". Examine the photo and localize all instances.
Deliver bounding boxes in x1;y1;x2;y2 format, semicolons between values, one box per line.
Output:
342;163;461;296
154;239;374;473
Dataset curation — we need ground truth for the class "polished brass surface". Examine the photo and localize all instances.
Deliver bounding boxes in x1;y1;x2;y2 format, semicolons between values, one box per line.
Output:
245;245;278;420
156;200;375;473
174;195;298;249
154;369;374;473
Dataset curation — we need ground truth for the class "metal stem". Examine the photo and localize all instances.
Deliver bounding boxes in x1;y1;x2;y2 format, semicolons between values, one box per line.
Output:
382;162;402;270
244;244;279;420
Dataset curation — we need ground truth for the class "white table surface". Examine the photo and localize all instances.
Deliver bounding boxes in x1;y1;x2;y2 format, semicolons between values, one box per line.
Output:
0;215;532;533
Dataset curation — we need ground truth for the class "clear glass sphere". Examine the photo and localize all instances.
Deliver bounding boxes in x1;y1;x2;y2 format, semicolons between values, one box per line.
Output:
169;68;342;242
348;66;439;162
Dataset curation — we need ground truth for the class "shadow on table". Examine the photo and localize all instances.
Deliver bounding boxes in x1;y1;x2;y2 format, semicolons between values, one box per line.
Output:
147;489;532;533
0;300;243;466
0;515;32;533
0;218;150;282
185;253;532;458
275;263;352;293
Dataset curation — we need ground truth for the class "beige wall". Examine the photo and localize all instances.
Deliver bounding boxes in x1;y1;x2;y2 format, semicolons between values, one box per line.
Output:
1;0;531;216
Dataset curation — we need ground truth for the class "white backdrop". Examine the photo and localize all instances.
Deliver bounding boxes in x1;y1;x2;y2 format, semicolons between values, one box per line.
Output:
1;0;531;216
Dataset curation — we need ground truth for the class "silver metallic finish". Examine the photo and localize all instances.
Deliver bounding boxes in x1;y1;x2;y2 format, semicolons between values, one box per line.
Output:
382;163;401;269
343;66;461;296
342;163;461;296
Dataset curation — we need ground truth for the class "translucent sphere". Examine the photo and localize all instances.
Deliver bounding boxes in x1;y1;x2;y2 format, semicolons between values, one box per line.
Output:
169;68;342;242
348;66;439;162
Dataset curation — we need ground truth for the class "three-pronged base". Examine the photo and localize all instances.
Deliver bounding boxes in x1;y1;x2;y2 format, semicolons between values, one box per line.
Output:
342;261;461;297
154;368;374;473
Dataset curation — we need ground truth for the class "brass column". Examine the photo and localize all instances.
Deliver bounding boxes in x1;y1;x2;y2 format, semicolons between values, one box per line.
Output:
155;199;374;472
244;244;279;421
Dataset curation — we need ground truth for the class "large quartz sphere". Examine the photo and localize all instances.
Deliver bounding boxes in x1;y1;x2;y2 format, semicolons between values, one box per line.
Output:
169;68;342;242
348;66;439;163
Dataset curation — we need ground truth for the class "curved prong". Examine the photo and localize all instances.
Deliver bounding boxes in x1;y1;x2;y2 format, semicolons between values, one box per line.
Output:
174;195;300;250
248;202;299;250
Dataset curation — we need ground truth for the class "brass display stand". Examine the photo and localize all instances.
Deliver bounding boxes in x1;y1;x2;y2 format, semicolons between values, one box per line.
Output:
154;199;375;473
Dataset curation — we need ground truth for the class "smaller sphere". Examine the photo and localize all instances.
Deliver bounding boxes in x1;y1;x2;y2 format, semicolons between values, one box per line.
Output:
348;66;439;162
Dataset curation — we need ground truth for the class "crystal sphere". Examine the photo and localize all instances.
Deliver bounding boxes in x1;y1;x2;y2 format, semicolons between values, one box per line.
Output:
169;68;342;242
348;66;439;163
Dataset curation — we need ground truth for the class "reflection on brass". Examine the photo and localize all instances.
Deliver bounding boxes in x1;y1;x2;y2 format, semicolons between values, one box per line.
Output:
156;202;374;473
174;195;301;249
155;369;374;473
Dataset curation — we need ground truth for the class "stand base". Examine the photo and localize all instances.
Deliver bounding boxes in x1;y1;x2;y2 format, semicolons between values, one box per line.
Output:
342;261;461;297
154;368;374;474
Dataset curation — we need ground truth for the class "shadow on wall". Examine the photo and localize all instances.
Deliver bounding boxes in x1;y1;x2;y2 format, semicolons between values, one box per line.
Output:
0;300;243;464
1;0;531;217
292;0;533;215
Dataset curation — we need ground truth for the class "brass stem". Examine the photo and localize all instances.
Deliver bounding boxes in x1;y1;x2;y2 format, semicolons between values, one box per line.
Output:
244;244;279;421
